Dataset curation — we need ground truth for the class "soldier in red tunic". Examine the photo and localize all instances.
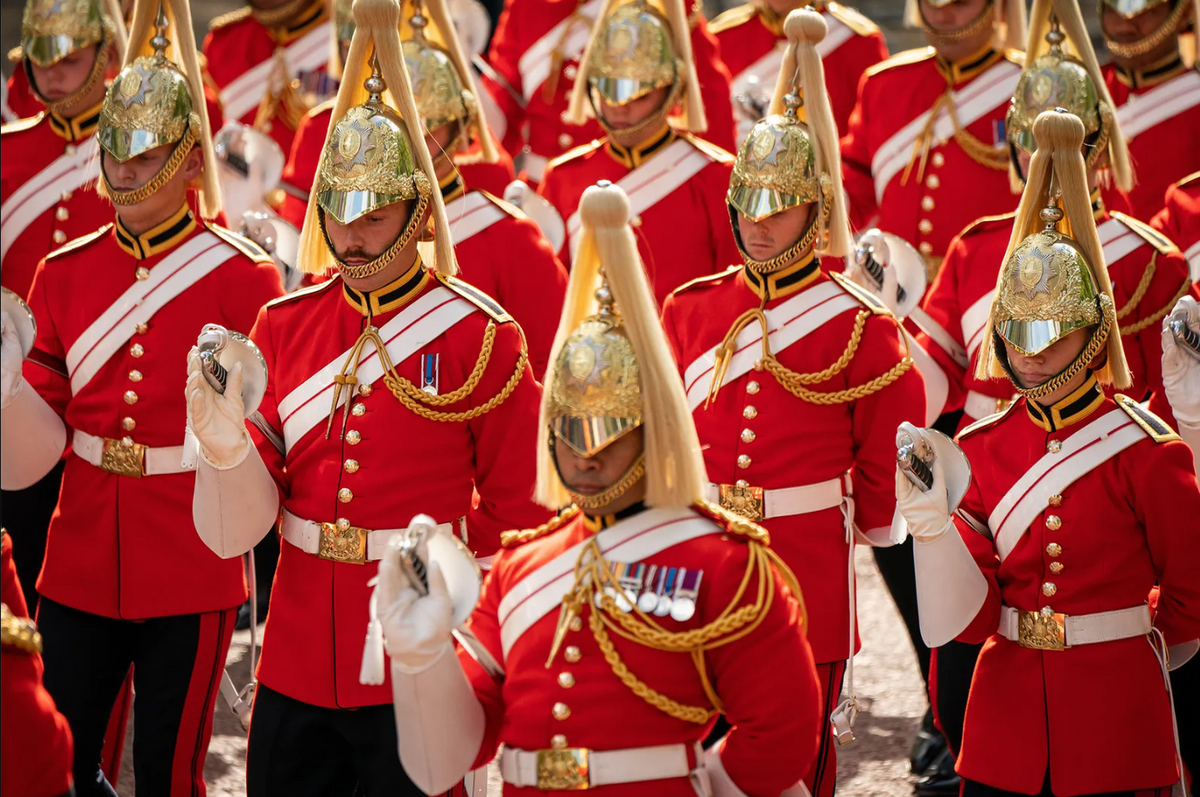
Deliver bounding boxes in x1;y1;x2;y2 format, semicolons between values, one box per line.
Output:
187;0;547;791
535;0;740;306
371;179;822;797
710;0;887;144
1152;171;1200;287
0;0;285;793
660;11;927;795
900;107;1200;797
1098;0;1200;220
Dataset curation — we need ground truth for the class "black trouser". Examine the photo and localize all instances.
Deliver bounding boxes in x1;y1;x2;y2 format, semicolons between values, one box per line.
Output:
36;597;235;797
0;461;65;611
1172;653;1199;779
932;639;982;755
246;683;425;797
962;774;1171;796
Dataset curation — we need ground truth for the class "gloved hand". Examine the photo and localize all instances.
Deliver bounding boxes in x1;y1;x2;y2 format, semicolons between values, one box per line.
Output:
185;348;251;468
895;456;954;543
848;230;904;318
1161;296;1200;426
1;311;25;408
377;538;455;674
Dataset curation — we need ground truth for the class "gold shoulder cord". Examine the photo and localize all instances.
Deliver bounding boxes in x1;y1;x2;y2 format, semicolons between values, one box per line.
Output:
901;92;1009;187
500;506;582;548
1117;253;1192;336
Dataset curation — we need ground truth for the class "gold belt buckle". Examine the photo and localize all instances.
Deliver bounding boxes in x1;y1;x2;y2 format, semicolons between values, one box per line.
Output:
318;520;368;565
718;483;764;522
99;437;145;478
536;748;590;790
1017;608;1070;651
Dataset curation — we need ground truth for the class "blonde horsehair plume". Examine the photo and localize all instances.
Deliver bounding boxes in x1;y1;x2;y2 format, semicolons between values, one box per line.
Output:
976;110;1131;387
1025;0;1133;192
121;0;222;218
325;0;344;81
101;0;129;62
296;0;458;276
419;0;499;161
904;0;1027;49
768;9;852;258
535;183;707;510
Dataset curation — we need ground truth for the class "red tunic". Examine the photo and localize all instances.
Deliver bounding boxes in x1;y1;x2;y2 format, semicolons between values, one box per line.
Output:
1151;170;1200;287
482;0;736;183
538;130;738;305
1102;61;1200;221
709;2;887;141
3;64;42;122
1;106;113;303
661;261;926;662
460;504;821;796
23;211;284;619
841;46;1022;263
950;389;1200;795
247;267;548;708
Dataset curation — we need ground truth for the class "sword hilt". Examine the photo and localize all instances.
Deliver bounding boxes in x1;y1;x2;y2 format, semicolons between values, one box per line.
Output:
856;243;907;304
196;324;230;395
897;434;934;492
1169;313;1200;358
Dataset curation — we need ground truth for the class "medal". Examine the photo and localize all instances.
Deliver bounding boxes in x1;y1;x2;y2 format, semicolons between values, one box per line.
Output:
653;567;677;617
420;353;439;395
637;565;659;613
617;562;644;613
669;569;703;622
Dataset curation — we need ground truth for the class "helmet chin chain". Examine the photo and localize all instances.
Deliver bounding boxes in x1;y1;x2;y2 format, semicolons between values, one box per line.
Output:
995;296;1115;400
549;434;646;511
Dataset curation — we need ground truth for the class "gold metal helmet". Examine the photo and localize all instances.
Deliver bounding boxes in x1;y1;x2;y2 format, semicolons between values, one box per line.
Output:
587;0;677;108
1100;0;1197;59
729;112;824;223
21;0;107;67
1101;0;1172;16
99;43;195;163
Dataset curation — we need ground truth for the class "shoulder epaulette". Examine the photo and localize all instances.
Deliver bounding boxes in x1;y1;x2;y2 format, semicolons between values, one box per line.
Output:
1;604;42;655
546;139;604;171
955;210;1017;242
434;273;512;323
672;265;741;296
1002;48;1026;67
209;224;276;266
826;2;880;37
478;190;525;222
265;275;338;308
208;6;252;31
305;97;337;121
7;46;23;64
0;111;45;135
692;500;771;545
708;3;757;33
1114;394;1180;443
1110;211;1179;255
865;47;935;78
956;400;1020;441
44;225;111;261
828;270;892;316
679;132;736;164
501;507;581;548
1175;170;1200;190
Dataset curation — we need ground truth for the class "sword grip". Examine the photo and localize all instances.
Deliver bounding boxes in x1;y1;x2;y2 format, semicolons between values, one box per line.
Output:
1170;316;1200;357
897;442;934;492
856;246;907;304
199;350;229;394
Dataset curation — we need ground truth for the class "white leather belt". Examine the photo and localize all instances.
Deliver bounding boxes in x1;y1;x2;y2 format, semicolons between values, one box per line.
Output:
499;742;696;789
72;429;192;477
997;604;1152;650
280;508;465;564
519;152;549;182
703;474;849;522
964;390;1014;423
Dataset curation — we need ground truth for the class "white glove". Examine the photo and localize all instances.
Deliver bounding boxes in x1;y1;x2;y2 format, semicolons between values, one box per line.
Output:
848;231;904;317
895;459;954;543
185;348;251;468
377;543;456;674
1;311;25;408
1161;296;1200;426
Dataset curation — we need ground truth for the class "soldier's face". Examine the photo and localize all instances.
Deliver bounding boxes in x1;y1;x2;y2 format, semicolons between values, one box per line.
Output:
919;0;990;30
29;44;98;101
103;143;203;224
555;427;646;508
1101;3;1175;43
324;199;415;264
737;203;815;261
1003;327;1094;397
597;86;670;129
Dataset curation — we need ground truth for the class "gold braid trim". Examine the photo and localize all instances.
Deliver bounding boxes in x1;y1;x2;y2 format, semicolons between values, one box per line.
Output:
567;456;646;510
1116;252;1157;321
1120;266;1193;336
902;90;1008;187
104;123;199;206
1;604;42;655
500;507;582;548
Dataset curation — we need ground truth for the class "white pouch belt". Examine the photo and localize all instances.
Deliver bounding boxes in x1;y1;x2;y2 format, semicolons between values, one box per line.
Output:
499;742;696;789
703;474;849;521
964;390;1014;423
72;429;191;477
280;508;465;564
519;152;550;183
997;603;1152;649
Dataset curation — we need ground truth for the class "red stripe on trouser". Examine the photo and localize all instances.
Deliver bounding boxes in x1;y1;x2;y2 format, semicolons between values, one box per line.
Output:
803;660;847;797
168;607;236;797
101;668;134;787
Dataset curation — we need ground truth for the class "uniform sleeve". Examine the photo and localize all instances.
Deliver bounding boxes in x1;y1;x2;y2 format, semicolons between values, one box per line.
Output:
246;304;288;487
22;260;71;418
221;260;285;334
707;543;822;795
702;161;739;274
279;111;325;228
0;649;74;797
494;221;569;380
951;466;1004;645
827;32;889;134
466;320;552;555
483;5;528;162
839;73;878;232
917;235;969;412
1150;189;1180;242
690;18;736;153
1127;250;1197;428
848;314;926;534
537;167;573;266
457;552;508;769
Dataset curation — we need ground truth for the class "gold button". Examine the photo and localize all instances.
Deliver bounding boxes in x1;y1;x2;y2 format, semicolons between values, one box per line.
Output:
130;343;144;358
931;152;945;167
1048;494;1063;507
64;144;76;156
735;479;749;488
61;191;73;202
336;518;351;531
921;196;935;211
135;323;148;335
135;267;150;281
919;241;934;255
358;383;373;398
564;64;578;81
1046;515;1062;531
52;230;67;244
120;436;134;447
752;360;764;372
1042;582;1057;597
746;381;760;395
55;206;69;221
121;417;136;431
128;370;143;382
737;454;752;469
551;734;569;750
926;174;940;189
740;428;756;443
918;219;933;234
344;459;359;474
346;430;361;445
1048;440;1062;453
123;390;138;405
557;672;576;689
338;488;353;503
1046;542;1062;557
564;645;581;663
1049;561;1064;574
743;406;757;420
568;616;583;632
351;403;366;417
558;133;573;149
552;702;571;721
